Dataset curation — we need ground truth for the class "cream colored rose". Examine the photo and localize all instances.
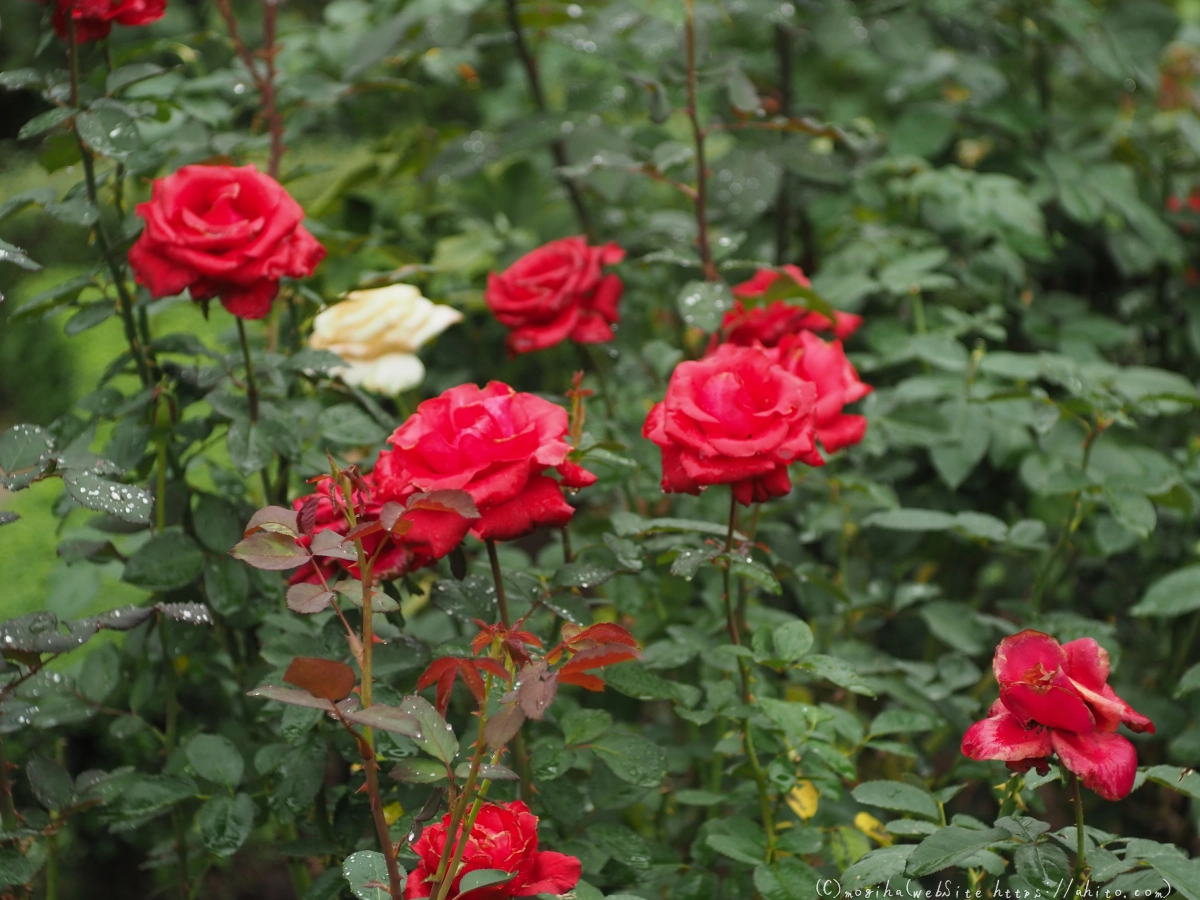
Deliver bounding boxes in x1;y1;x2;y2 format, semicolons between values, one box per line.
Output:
310;284;462;394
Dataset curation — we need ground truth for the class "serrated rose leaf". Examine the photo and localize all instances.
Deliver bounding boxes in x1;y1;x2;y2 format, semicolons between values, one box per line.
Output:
283;656;357;702
230;531;309;570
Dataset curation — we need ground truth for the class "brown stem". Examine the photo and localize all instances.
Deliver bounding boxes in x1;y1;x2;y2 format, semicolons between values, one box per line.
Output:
360;737;403;899
503;0;593;240
261;0;285;178
684;0;716;281
0;737;17;831
773;23;793;266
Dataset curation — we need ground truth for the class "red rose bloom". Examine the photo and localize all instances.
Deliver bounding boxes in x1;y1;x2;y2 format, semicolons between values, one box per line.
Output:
962;630;1154;801
771;331;871;452
289;472;470;586
405;800;580;899
485;237;624;354
47;0;165;42
379;382;595;542
129;164;325;319
724;265;862;343
643;343;821;506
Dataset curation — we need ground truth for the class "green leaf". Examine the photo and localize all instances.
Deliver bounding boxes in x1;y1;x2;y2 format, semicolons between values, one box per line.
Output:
318;404;386;446
905;826;1012;876
758;697;828;736
863;509;956;532
770;620;814;662
197;793;255;857
45;197;99;227
342;850;396;900
106;62;166;95
869;710;938;737
455;869;516;895
0;424;54;490
402;696;458;765
1175;664;1200;698
726;64;759;112
112;774;198;824
852;781;940;821
1014;841;1070;889
230;531;309;571
1131;565;1200;618
76;106;140;161
752;858;820;900
0;846;33;888
677;280;734;332
123;530;205;591
186;734;245;788
1142;765;1200;801
227;418;272;477
430;576;497;623
591;730;666;788
79;643;121;704
1105;487;1156;538
839;845;915;891
27;757;75;812
0;237;41;272
18;106;76;139
561;708;613;746
552;562;616;590
388;759;447;784
602;661;701;706
707;832;766;865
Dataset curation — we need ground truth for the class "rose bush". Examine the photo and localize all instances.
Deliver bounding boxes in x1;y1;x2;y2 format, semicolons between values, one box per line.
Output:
1;0;1198;897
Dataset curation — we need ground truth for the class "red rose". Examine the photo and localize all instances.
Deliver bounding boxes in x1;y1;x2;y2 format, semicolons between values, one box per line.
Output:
643;343;821;506
962;630;1154;801
129;164;325;319
289;472;470;586
380;382;595;542
486;237;624;354
405;800;580;899
771;331;871;452
722;265;862;344
47;0;165;42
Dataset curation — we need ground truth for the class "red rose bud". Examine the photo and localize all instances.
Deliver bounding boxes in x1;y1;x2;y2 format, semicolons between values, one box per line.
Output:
643;343;821;506
379;382;595;542
47;0;165;43
129;164;325;319
486;236;624;354
405;800;580;899
725;265;862;342
962;630;1154;801
771;332;872;453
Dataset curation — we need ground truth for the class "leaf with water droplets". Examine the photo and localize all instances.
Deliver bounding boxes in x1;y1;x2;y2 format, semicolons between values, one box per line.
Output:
430;576;496;623
342;850;397;900
0;238;41;273
197;793;255;858
343;704;422;738
0;512;17;527
676;280;733;332
287;583;335;614
591;729;666;789
230;531;309;570
551;562;616;590
0;424;54;491
399;695;459;764
61;471;152;524
246;685;336;712
76;106;140;161
389;759;447;784
45;197;99;227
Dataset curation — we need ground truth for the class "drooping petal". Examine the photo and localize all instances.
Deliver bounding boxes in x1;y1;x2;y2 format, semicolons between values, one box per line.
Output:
521;851;583;896
961;704;1053;764
1061;638;1111;690
1050;730;1139;801
1000;682;1095;734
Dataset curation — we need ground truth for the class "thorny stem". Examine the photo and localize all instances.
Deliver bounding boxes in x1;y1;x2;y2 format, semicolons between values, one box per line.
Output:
503;0;593;240
723;490;776;861
684;0;717;281
432;725;488;889
360;735;403;899
486;539;510;627
214;0;285;177
236;317;260;422
67;21;154;388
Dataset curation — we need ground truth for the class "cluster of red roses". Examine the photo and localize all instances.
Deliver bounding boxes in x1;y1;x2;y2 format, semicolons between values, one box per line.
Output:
43;0;165;43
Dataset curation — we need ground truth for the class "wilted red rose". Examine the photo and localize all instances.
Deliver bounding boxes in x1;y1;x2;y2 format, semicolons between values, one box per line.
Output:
771;331;871;453
289;472;470;586
643;343;821;506
723;265;862;344
962;630;1154;801
46;0;165;43
379;382;595;542
405;800;580;899
129;164;325;319
485;236;624;354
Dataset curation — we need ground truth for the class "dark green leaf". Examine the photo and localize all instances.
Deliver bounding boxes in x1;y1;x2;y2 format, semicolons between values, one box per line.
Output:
186;734;245;788
905;826;1012;876
197;793;255;857
123;530;205;591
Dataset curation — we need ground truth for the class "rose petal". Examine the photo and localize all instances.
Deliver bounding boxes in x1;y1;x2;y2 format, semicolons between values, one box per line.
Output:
1050;730;1139;801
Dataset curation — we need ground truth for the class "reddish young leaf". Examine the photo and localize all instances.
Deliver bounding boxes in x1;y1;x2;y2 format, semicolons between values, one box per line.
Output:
516;661;558;719
378;501;415;536
550;622;639;664
483;703;526;749
558;644;640;677
286;583;335;614
245;506;300;537
311;529;357;560
472;620;543;667
557;670;605;691
407;489;481;519
418;657;512;714
283;656;357;702
344;520;384;542
297;495;320;537
230;531;309;570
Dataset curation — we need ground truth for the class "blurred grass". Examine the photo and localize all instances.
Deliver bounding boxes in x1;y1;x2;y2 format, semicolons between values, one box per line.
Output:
0;137;368;634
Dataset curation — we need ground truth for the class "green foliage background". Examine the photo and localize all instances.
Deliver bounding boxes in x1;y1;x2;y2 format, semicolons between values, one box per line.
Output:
1;0;1200;898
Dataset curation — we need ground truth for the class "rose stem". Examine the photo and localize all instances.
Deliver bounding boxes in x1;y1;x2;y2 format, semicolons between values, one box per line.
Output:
159;609;189;898
724;489;776;862
483;539;532;802
0;738;16;831
503;0;593;241
684;0;718;282
66;21;154;388
773;23;793;266
235;317;260;422
1071;774;1087;895
579;344;616;421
